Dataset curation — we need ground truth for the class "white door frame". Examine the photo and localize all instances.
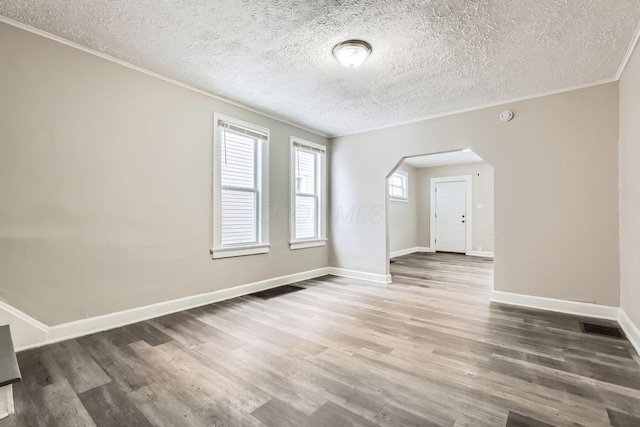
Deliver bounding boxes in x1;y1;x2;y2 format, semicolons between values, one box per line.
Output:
430;175;472;255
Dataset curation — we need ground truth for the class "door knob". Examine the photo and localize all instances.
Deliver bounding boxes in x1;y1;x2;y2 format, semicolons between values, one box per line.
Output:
462;215;465;218
462;220;465;223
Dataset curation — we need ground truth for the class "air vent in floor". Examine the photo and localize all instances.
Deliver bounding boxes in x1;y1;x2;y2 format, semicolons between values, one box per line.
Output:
580;322;626;339
251;285;305;299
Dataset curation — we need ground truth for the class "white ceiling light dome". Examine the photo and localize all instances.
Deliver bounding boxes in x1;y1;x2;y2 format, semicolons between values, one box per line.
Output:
332;40;372;68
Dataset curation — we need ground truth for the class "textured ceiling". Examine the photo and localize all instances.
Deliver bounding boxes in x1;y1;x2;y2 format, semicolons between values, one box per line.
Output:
1;1;639;136
404;150;484;168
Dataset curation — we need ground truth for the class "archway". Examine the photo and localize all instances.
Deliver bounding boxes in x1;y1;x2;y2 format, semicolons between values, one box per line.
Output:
385;148;495;290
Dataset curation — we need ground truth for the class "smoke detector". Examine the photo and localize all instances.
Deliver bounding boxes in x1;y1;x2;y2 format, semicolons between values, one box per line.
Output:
500;110;514;122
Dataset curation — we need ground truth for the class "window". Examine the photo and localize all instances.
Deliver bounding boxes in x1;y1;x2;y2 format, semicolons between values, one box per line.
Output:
212;114;269;259
290;137;327;250
389;170;408;201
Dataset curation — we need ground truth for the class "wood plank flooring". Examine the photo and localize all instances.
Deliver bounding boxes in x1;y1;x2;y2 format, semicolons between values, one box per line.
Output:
3;252;640;426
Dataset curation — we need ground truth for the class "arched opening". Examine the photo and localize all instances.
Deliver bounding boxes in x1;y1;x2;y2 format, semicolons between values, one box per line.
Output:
385;148;495;291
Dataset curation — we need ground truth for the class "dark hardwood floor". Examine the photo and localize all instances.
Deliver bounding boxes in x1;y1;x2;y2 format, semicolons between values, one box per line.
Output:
3;252;640;426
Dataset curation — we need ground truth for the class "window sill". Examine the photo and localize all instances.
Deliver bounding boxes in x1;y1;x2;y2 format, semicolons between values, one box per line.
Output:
212;244;270;259
389;197;408;203
289;239;327;250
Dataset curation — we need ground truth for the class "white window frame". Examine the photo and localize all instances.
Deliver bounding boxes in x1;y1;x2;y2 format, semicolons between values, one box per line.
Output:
289;137;327;250
389;170;409;202
212;113;270;259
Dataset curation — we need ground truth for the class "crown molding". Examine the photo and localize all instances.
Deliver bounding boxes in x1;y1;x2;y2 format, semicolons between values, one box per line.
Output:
0;16;329;139
616;18;640;80
330;77;618;138
0;15;633;141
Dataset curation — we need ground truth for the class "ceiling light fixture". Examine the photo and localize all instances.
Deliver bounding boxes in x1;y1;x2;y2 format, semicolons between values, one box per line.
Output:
332;40;372;68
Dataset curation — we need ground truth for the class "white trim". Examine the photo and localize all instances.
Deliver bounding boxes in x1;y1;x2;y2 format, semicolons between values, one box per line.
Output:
490;291;619;320
390;246;486;258
0;16;329;138
211;244;270;259
0;300;48;332
328;268;392;284
291;138;327;152
2;266;395;351
9;267;333;351
430;175;473;255
289;137;328;247
467;251;494;258
45;267;331;347
616;19;640;79
389;246;436;258
212;113;270;258
416;246;435;253
216;113;270;136
618;309;640;357
332;78;617;138
290;239;327;250
390;247;419;258
0;17;624;141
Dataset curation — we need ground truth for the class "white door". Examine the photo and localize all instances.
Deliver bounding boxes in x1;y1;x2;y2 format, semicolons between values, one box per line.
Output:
435;181;466;253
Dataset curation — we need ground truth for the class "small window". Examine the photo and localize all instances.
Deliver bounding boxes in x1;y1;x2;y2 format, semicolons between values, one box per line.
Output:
389;170;408;201
290;138;327;250
212;114;269;259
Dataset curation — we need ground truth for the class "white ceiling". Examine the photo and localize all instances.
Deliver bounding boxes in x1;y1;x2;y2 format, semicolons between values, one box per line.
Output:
2;1;639;137
404;150;484;168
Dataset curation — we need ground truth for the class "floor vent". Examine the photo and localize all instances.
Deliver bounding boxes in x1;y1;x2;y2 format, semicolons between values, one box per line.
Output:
251;285;305;300
580;322;626;339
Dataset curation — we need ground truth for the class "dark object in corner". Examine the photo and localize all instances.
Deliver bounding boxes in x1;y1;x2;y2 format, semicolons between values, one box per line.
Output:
580;322;626;339
0;325;21;388
251;285;305;299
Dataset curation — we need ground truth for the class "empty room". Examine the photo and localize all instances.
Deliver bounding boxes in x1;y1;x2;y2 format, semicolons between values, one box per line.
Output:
1;1;639;426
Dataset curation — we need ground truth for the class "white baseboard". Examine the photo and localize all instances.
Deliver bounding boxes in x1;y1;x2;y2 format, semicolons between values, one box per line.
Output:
46;267;334;348
416;246;434;253
328;267;392;284
390;247;418;258
389;247;434;258
467;251;494;258
9;269;631;355
2;265;394;351
391;247;494;258
618;309;640;356
0;301;49;350
7;267;331;351
0;301;48;332
490;291;619;320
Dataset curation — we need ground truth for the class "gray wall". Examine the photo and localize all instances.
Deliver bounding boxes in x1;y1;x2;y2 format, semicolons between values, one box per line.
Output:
0;23;329;325
387;164;418;254
416;162;494;252
330;83;620;306
619;39;640;328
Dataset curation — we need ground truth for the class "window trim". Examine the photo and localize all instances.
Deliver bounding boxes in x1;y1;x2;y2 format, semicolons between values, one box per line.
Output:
289;137;327;250
389;170;409;202
212;113;270;259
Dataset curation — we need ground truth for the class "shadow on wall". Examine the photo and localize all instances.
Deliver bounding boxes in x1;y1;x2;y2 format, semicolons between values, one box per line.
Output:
386;148;495;272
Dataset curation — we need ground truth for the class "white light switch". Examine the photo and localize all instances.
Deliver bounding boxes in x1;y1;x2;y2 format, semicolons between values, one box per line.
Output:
477;203;483;209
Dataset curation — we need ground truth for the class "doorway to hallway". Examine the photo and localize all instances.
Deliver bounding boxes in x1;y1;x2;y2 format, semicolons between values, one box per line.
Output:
385;149;495;284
